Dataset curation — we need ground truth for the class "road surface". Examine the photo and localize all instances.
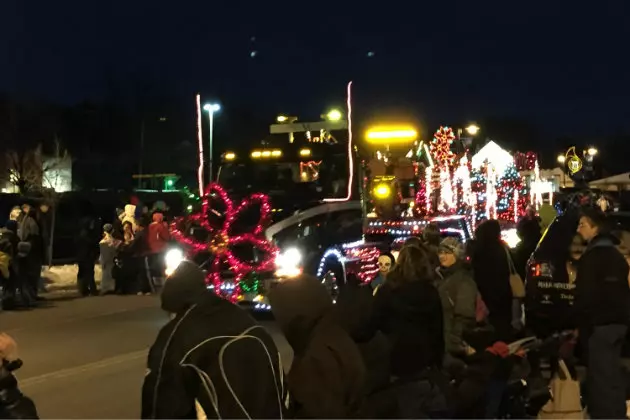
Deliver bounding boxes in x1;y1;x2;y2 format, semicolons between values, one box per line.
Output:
2;293;292;419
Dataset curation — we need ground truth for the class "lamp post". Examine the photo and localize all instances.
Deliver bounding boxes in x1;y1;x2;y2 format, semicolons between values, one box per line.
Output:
456;124;480;153
203;103;220;182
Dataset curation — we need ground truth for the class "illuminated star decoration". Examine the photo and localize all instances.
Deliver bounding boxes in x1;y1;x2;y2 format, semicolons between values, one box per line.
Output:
170;182;277;301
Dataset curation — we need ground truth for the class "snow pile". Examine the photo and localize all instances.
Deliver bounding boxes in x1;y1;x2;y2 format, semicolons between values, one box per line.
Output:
41;264;102;287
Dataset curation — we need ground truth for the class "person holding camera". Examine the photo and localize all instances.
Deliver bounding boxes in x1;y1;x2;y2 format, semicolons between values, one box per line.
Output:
0;333;39;418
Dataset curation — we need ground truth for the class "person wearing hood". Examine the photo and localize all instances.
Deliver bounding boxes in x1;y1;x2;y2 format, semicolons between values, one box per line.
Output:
574;207;630;419
334;285;395;418
471;219;514;341
268;275;366;419
435;237;478;368
141;261;287;419
370;245;448;418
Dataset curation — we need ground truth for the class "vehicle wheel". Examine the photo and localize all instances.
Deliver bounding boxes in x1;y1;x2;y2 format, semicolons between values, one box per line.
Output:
319;261;344;303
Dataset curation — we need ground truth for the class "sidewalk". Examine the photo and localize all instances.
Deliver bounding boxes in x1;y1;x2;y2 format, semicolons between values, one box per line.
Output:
41;265;102;293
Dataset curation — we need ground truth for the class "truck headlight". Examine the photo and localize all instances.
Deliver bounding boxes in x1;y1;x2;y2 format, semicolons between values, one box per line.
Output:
275;247;303;278
165;248;185;277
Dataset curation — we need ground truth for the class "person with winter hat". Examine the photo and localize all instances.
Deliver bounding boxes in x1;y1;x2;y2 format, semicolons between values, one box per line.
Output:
435;237;479;359
142;261;287;419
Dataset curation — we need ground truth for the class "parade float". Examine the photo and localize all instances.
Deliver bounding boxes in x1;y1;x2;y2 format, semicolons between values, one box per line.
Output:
169;82;546;307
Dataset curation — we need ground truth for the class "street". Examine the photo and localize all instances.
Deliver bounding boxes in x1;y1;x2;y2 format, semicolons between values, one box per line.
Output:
1;294;292;419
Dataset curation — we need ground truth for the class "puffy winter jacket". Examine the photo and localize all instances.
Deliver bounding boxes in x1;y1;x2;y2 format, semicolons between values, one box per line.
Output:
147;213;170;254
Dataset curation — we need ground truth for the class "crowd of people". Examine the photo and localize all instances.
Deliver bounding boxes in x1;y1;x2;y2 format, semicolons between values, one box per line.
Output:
0;203;51;309
2;203;630;418
0;200;172;308
92;203;171;297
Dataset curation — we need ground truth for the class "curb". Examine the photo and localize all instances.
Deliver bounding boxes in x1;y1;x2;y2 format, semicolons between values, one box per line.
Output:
43;282;102;294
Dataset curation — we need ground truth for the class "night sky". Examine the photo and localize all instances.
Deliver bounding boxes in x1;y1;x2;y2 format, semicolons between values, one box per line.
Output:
2;0;630;141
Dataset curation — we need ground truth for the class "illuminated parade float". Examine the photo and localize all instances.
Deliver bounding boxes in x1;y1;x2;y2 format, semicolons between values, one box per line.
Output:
170;82;545;309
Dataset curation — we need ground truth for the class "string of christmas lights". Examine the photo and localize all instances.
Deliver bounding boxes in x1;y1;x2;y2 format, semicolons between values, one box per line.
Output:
170;182;277;301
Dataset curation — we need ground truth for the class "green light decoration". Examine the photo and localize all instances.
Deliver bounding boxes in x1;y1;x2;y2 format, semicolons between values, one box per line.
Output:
239;272;260;294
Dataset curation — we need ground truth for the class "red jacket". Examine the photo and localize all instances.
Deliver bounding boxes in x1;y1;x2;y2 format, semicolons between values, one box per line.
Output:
147;213;170;254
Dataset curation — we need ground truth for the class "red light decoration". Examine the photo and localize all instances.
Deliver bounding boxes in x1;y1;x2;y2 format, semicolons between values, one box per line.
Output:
170;182;277;301
430;126;456;168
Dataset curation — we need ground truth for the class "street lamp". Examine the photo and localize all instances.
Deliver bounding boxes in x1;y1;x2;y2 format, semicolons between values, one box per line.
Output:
203;103;221;182
557;154;566;164
587;147;598;156
465;124;480;136
326;109;342;121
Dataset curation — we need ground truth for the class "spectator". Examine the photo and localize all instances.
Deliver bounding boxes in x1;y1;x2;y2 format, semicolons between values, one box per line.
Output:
371;245;448;418
75;210;99;297
99;224;120;295
0;333;39;418
141;261;286;419
19;204;41;299
574;207;630;419
269;274;366;418
471;220;513;341
435;237;478;360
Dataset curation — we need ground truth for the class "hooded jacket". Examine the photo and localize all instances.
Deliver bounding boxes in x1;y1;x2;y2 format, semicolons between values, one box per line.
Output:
141;261;287;419
121;204;137;230
574;233;630;331
371;278;444;379
269;275;366;419
147;213;170;254
435;263;478;355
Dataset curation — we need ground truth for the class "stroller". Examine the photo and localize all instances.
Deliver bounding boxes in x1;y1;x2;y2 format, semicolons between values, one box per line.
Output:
449;330;577;418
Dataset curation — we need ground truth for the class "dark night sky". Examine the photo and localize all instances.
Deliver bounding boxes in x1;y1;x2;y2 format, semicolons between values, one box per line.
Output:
2;0;630;140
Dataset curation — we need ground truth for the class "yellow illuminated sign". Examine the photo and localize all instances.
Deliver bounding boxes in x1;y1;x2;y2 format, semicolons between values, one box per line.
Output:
366;126;418;145
251;150;282;159
564;146;583;174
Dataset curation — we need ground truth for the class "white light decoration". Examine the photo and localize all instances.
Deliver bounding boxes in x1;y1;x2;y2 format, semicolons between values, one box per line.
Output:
438;167;454;211
454;156;473;207
529;160;553;209
425;166;432;213
472;141;513;175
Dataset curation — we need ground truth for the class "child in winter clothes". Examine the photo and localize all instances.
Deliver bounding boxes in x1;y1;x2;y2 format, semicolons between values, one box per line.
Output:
99;224;120;295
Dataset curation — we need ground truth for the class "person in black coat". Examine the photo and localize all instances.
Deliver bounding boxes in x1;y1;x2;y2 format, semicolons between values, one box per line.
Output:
334;285;395;418
471;220;513;341
269;274;366;419
141;261;287;419
574;207;630;419
371;244;448;418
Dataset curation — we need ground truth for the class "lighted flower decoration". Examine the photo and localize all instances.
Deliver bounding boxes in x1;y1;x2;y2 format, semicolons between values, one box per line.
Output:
430;126;456;168
170;182;277;300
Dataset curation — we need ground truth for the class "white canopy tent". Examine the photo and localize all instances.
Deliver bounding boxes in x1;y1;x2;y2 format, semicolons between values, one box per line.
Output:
589;172;630;191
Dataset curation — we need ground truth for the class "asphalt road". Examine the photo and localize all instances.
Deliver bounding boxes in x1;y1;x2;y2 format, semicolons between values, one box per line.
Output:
2;293;292;419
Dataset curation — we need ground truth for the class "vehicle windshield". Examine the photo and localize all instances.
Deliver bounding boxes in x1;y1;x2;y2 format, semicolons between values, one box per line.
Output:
218;162;312;193
218;158;349;199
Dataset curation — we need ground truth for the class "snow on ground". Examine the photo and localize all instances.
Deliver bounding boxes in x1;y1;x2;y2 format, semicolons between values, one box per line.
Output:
41;264;102;287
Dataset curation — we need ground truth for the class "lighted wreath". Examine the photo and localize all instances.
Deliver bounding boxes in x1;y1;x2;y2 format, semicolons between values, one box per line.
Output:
170;183;277;300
